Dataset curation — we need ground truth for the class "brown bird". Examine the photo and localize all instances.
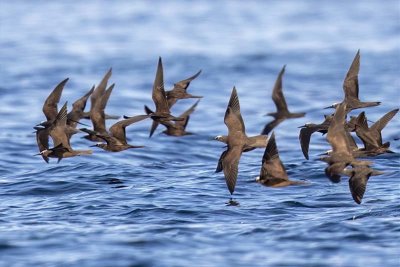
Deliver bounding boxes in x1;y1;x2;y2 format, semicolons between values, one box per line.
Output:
34;78;76;163
354;109;398;155
261;65;305;135
83;68;120;120
85;115;150;152
147;57;184;138
321;103;370;183
256;132;306;187
216;87;267;194
36;102;92;163
166;70;202;108
325;50;380;112
82;84;116;142
34;78;68;162
143;99;200;136
345;165;383;204
67;85;94;128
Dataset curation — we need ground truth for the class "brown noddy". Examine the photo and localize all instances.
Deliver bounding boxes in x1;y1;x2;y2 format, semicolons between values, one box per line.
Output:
261;65;305;135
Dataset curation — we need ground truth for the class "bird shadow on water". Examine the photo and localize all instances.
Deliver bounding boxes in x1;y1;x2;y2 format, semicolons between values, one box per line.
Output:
226;198;240;206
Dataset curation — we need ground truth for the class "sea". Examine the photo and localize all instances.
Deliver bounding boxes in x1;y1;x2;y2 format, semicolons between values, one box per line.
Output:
0;1;399;266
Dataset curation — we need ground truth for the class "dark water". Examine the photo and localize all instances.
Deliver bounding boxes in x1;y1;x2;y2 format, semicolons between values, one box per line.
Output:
1;1;399;266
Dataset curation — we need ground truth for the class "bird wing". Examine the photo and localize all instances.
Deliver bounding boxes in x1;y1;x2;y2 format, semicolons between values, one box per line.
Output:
348;167;370;204
260;132;288;180
152;57;170;113
42;78;69;121
72;85;94;112
343;50;360;99
49;102;71;150
370;108;399;144
91;84;114;133
36;129;49;163
176;99;200;129
271;65;289;113
326;103;351;155
224;87;245;134
90;68;112;112
299;126;316;160
173;70;202;90
144;105;154;115
222;145;243;194
354;111;379;149
261;118;284;135
149;120;160;138
109;115;149;144
346;131;358;151
215;149;228;173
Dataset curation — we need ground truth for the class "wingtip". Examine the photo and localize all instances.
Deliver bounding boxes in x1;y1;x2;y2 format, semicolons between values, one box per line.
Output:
270;131;276;140
280;65;286;74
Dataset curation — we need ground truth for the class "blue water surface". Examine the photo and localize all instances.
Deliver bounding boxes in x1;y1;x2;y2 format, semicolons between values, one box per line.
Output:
0;1;399;266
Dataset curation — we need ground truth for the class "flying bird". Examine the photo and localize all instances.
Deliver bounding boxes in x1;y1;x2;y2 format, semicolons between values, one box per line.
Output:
354;109;398;155
36;102;92;163
216;87;267;195
143;99;201;136
166;70;202;108
256;132;306;187
146;57;184;137
84;114;149;152
325;50;380;112
261;65;305;135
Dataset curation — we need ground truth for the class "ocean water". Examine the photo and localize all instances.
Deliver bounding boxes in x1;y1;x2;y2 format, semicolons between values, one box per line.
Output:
0;1;399;266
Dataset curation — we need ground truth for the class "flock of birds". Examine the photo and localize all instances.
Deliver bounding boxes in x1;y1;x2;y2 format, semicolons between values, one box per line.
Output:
33;50;398;205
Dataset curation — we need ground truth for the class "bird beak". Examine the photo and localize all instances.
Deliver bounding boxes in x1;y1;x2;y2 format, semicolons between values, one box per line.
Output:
323;105;333;109
33;153;41;156
90;145;97;147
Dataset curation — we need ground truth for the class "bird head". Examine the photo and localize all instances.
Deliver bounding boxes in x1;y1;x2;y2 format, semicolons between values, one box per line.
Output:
324;103;340;109
214;135;227;143
34;149;50;157
90;143;107;149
